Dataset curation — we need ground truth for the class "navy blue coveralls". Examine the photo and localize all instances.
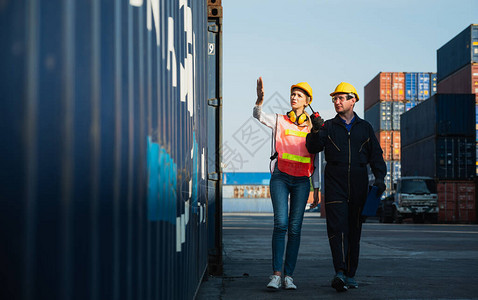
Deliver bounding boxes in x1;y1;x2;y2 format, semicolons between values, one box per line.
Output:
306;113;386;278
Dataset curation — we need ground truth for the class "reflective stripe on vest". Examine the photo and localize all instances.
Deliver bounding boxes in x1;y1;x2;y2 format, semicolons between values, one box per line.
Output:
284;129;308;138
282;153;311;164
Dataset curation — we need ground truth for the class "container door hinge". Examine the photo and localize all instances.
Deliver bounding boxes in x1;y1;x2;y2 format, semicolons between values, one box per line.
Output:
208;24;219;33
208;172;219;181
208;98;221;107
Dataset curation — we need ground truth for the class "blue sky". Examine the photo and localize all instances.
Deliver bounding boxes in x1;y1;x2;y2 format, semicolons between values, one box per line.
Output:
221;0;478;173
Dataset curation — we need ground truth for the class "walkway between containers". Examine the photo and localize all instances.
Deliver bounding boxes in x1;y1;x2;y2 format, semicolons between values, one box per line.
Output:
197;213;478;299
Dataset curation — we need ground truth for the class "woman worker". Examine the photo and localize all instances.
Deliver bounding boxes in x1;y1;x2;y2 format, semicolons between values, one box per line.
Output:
253;77;324;290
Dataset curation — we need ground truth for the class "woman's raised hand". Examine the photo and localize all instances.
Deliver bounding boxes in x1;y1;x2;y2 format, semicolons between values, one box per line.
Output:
256;77;264;105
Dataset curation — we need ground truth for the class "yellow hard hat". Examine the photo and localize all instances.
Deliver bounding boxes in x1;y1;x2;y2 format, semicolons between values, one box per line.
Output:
330;82;359;101
291;82;313;103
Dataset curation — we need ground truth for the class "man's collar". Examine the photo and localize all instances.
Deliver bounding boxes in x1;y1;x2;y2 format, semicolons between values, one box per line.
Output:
333;112;361;124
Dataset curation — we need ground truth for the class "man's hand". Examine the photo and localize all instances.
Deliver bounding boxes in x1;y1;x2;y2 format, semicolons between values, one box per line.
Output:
310;188;320;209
256;77;264;105
310;112;324;132
373;182;386;196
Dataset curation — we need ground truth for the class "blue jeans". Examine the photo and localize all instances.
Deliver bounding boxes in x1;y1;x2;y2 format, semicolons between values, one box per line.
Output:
269;166;310;276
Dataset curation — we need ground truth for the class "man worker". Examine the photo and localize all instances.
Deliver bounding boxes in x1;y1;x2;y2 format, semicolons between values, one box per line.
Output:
306;82;386;292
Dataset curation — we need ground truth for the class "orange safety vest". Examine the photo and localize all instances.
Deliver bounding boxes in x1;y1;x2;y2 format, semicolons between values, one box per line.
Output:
275;114;315;177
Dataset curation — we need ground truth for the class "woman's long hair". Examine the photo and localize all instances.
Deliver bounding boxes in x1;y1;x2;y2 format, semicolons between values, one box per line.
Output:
303;111;312;129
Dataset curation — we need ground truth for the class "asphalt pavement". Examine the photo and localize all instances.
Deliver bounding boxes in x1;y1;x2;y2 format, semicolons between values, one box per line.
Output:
196;213;478;300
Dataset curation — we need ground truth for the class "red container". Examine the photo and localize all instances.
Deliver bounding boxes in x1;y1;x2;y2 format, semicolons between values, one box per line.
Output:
365;72;391;110
365;72;405;110
376;131;401;161
437;181;476;223
457;183;476;223
437;63;478;96
437;181;457;222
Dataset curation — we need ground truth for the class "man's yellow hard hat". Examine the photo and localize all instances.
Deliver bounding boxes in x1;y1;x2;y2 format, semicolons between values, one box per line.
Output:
330;82;359;101
291;82;313;103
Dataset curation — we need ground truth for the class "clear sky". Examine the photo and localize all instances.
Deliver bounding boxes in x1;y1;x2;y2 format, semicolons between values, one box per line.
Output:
221;0;478;173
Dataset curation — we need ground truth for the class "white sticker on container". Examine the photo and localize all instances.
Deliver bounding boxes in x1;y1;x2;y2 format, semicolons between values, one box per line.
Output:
176;217;181;252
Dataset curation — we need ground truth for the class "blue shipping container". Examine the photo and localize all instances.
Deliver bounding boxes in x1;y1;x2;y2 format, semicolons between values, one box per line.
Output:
402;136;475;180
392;101;405;131
0;1;216;299
365;101;405;132
417;72;430;101
365;101;392;132
384;160;401;193
401;94;476;148
437;24;478;81
406;72;417;100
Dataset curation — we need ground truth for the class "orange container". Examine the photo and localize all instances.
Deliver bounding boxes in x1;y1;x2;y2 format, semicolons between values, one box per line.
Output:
365;72;405;110
391;72;405;101
375;131;401;161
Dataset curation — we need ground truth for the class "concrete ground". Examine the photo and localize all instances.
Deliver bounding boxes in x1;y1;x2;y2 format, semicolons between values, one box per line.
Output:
197;213;478;300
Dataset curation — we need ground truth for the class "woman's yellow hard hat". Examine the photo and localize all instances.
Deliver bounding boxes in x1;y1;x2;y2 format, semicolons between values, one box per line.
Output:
291;82;313;103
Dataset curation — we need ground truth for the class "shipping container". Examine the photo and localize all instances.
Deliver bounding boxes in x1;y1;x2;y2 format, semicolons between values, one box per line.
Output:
402;136;475;180
392;102;406;130
405;72;436;101
437;64;478;175
437;181;476;223
431;73;438;96
437;24;478;81
206;2;224;277
364;72;406;111
418;72;431;101
437;63;478;96
384;160;401;193
392;72;405;101
406;72;418;100
365;101;405;132
364;72;390;110
365;102;391;132
376;131;401;161
0;1;220;299
405;101;415;111
223;172;271;185
401;94;475;147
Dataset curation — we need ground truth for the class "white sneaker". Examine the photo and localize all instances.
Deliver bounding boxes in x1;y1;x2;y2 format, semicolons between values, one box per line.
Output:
284;276;297;290
267;275;281;289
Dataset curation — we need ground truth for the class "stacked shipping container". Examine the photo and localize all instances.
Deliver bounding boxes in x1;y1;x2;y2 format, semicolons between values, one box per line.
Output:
364;72;435;195
406;72;437;110
437;24;478;174
437;181;476;223
0;0;222;299
401;94;476;222
435;24;478;223
364;72;403;196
